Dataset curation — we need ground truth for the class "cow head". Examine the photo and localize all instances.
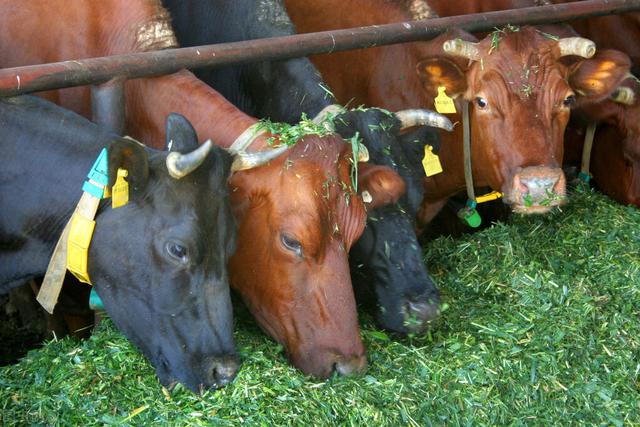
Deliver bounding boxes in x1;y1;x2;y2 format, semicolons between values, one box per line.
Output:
417;27;630;213
228;134;405;378
88;114;239;392
576;75;640;206
332;108;446;334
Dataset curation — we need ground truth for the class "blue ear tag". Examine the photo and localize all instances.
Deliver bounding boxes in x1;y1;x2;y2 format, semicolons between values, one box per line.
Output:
577;172;591;184
82;148;110;199
89;288;104;311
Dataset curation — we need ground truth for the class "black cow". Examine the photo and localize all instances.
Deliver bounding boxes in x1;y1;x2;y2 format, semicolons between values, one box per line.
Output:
0;96;238;391
162;0;444;333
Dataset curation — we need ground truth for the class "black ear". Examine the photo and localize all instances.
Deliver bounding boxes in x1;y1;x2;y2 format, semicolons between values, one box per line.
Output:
165;113;199;153
108;137;149;199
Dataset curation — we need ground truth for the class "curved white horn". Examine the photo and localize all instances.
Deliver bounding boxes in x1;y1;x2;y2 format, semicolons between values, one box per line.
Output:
229;123;268;154
312;104;343;131
611;86;635;105
357;143;369;162
166;139;212;179
231;145;290;172
443;38;481;61
557;37;596;58
396;109;454;132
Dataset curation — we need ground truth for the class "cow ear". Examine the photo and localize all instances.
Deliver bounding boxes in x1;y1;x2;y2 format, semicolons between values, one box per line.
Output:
570;49;631;105
165;113;199;153
417;57;467;98
108;137;149;199
357;164;406;210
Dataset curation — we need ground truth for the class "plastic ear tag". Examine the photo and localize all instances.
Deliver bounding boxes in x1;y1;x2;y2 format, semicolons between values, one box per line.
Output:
89;288;104;311
457;206;482;228
434;86;457;114
422;145;443;177
112;168;129;209
67;212;96;285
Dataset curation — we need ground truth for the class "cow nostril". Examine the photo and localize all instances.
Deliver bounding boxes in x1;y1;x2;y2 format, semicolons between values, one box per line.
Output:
210;356;240;387
403;296;440;333
333;356;367;377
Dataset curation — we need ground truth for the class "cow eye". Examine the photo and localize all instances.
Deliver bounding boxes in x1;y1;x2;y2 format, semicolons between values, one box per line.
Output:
563;94;576;107
281;234;303;258
166;241;189;264
475;97;488;108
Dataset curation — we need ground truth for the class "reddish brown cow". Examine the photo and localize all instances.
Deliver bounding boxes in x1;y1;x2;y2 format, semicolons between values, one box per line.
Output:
427;0;640;207
564;69;640;207
0;0;408;377
546;0;640;206
285;0;629;226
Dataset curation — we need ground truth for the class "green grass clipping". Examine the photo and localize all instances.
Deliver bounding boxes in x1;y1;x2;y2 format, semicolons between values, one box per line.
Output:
1;189;639;425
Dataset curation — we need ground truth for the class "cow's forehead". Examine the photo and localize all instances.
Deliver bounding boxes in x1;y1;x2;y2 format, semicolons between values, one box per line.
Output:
471;30;568;98
275;137;366;244
145;154;229;218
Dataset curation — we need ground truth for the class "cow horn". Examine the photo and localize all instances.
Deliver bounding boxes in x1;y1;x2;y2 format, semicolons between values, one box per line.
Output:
231;145;290;172
230;123;268;153
396;109;454;131
166;139;212;179
611;86;635;105
356;143;369;162
443;39;481;61
312;104;343;131
557;37;596;58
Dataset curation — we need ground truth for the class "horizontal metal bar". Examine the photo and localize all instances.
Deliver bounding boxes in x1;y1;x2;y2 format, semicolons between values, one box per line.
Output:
0;0;639;97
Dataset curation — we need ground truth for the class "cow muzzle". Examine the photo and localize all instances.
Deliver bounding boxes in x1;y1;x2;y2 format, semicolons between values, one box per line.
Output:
332;353;368;377
205;354;241;388
294;345;367;379
506;166;566;214
400;292;440;334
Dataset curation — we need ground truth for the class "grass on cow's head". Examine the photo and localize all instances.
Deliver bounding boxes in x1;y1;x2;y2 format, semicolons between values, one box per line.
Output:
256;113;334;147
1;188;639;426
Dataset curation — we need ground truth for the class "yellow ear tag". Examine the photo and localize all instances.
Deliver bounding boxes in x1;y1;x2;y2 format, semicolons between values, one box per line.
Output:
112;168;129;209
67;212;96;285
422;145;443;177
434;86;457;114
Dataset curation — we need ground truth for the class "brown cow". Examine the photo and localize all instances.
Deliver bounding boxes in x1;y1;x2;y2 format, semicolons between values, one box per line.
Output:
426;0;640;207
285;0;630;227
0;0;408;378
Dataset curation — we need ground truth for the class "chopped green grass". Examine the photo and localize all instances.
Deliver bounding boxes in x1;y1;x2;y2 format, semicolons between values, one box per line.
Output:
2;189;639;425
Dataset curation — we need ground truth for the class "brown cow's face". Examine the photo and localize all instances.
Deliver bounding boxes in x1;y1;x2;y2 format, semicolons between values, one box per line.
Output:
228;135;405;378
417;27;630;213
464;33;571;212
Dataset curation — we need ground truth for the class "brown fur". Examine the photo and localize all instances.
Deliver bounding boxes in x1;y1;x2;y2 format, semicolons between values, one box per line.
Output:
285;0;630;224
0;0;407;377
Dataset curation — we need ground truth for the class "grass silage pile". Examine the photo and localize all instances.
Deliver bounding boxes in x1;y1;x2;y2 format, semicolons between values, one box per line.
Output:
1;189;638;425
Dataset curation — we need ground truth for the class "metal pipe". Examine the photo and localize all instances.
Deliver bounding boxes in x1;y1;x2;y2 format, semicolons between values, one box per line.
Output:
0;0;639;97
91;78;125;134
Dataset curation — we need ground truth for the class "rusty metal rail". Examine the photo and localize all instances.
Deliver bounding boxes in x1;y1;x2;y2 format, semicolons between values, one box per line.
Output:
0;0;639;97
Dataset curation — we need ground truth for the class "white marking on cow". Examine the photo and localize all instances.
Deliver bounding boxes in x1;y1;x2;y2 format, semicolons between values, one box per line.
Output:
16;75;20;90
134;6;178;52
408;0;436;20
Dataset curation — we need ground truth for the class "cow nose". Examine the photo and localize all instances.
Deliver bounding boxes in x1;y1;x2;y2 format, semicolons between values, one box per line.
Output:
402;293;440;333
510;166;566;212
333;354;368;376
208;355;240;387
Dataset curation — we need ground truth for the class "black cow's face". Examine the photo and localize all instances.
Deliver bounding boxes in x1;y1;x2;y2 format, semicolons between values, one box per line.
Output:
334;110;440;334
88;115;239;392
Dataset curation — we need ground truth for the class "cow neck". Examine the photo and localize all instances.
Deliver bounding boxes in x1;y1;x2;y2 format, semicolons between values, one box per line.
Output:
125;70;258;149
